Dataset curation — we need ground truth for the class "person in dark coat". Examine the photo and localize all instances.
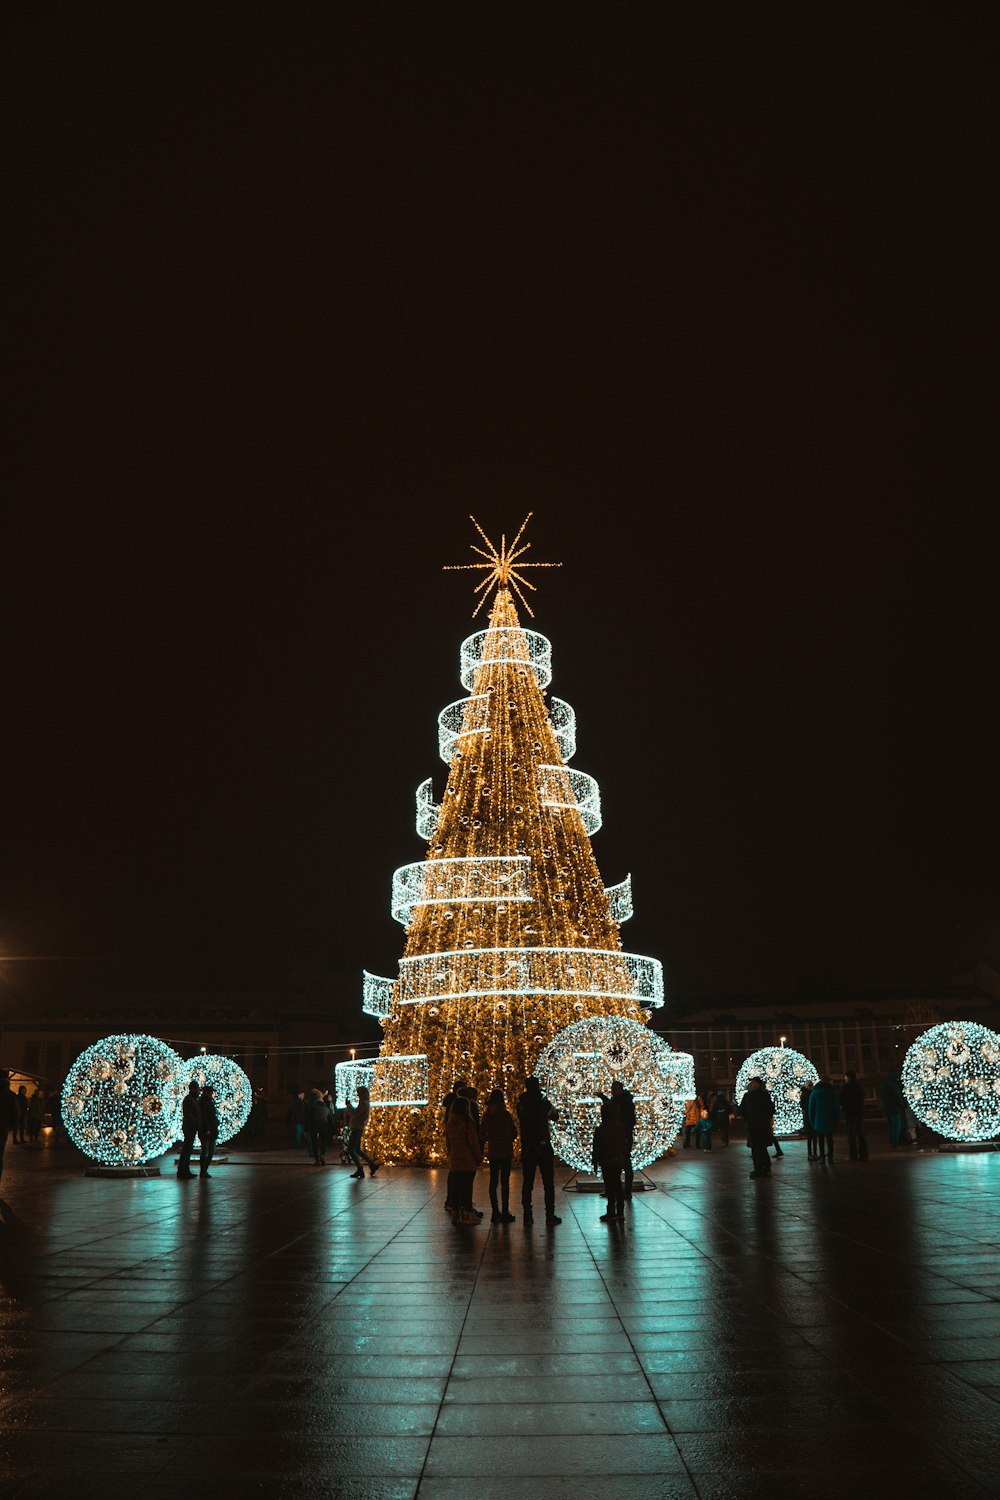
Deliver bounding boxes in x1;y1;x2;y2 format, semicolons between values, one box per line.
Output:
739;1076;775;1178
458;1085;481;1128
0;1071;20;1182
808;1075;841;1162
198;1085;219;1178
177;1081;201;1178
27;1088;45;1144
307;1088;330;1166
480;1088;517;1223
446;1096;482;1224
800;1082;818;1159
879;1070;906;1147
839;1071;868;1161
249;1089;269;1142
712;1090;730;1147
291;1091;309;1150
347;1085;380;1178
441;1077;468;1119
516;1076;561;1225
49;1088;68;1147
441;1077;468;1212
592;1100;628;1222
15;1085;28;1145
611;1080;636;1195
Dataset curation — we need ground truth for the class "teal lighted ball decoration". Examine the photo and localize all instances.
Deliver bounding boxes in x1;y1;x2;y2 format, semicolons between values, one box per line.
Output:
61;1034;187;1166
736;1046;818;1135
535;1016;687;1173
902;1022;1000;1142
185;1055;253;1144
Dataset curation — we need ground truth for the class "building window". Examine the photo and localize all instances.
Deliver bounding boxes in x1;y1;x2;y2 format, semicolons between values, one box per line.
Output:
22;1041;40;1070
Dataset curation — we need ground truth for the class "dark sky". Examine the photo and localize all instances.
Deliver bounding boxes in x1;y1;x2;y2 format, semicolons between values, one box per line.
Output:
3;3;998;1022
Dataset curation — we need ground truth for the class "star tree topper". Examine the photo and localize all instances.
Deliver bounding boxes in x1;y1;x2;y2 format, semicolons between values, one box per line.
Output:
443;512;561;618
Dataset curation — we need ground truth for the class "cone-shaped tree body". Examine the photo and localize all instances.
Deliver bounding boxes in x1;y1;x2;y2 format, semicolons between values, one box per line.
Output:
363;588;657;1166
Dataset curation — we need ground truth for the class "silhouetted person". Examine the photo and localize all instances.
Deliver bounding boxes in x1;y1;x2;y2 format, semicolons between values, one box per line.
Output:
177;1082;201;1178
458;1084;480;1128
348;1085;380;1178
712;1090;730;1147
611;1080;636;1196
50;1088;69;1146
307;1088;329;1166
516;1076;561;1225
15;1086;28;1145
840;1071;868;1160
683;1093;704;1148
593;1100;627;1222
480;1088;517;1223
879;1070;906;1147
739;1076;774;1178
441;1077;468;1118
291;1090;309;1150
808;1075;841;1162
249;1088;269;1143
441;1076;468;1212
198;1085;219;1178
446;1095;482;1224
801;1082;818;1159
27;1088;45;1144
0;1071;19;1182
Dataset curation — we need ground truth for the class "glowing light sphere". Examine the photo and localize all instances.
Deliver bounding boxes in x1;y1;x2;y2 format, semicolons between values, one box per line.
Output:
736;1047;819;1135
62;1034;186;1167
184;1055;253;1144
535;1017;686;1173
902;1022;1000;1142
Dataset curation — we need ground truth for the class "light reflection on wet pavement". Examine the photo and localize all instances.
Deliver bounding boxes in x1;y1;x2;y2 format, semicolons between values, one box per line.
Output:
1;1135;999;1497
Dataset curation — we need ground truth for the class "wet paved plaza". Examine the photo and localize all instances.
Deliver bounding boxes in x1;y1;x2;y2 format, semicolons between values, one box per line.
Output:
1;1135;999;1498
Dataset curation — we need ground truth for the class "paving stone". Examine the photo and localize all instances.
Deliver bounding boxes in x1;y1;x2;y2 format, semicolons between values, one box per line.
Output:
0;1135;998;1492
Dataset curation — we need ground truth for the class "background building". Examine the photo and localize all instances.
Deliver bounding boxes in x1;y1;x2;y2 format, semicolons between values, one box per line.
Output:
657;964;1000;1099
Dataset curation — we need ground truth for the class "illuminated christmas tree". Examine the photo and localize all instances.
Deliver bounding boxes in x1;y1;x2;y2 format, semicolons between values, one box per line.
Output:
346;517;664;1166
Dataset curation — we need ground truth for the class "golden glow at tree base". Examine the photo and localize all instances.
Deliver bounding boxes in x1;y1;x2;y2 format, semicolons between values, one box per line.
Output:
360;522;667;1167
902;1022;1000;1142
535;1016;693;1173
736;1047;819;1135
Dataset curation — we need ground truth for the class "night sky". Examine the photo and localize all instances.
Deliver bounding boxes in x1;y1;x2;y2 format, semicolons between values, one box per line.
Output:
3;4;998;1025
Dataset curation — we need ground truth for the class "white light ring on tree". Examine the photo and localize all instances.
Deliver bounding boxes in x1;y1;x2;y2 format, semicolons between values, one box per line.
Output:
390;855;533;927
395;946;664;1007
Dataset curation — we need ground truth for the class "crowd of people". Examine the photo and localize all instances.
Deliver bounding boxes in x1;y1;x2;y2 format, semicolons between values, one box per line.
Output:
0;1063;935;1193
439;1073;640;1227
287;1085;382;1178
685;1067;920;1179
